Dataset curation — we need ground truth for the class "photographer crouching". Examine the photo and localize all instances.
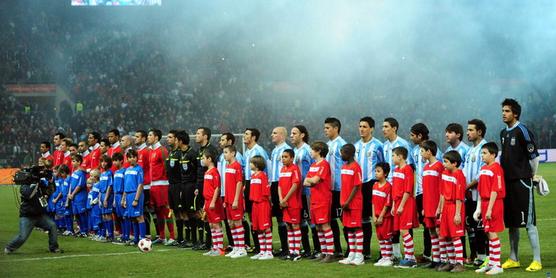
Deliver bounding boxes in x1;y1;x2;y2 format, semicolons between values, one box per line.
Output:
4;165;63;254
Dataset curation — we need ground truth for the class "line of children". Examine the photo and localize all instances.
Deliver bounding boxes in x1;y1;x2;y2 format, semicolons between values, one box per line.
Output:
46;140;506;273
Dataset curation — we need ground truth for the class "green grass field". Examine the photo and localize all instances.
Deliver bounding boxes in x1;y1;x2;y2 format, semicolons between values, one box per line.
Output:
1;164;555;277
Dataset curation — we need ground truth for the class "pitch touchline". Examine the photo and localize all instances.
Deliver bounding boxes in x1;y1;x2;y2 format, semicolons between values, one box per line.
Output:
0;249;174;263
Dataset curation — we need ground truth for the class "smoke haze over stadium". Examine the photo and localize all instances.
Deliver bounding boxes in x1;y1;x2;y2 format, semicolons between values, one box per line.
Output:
1;0;556;166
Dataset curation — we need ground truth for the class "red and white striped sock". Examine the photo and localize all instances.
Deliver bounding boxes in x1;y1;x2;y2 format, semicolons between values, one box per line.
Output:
323;228;334;255
231;226;238;249
489;237;501;268
355;229;363;255
347;232;355;255
210;228;216;249
236;226;245;249
258;233;266;253
383;239;393;259
287;229;294;255
213;228;224;250
431;234;440;263
293;228;302;255
402;232;415;261
446;239;455;264
318;231;326;255
453;238;464;265
265;230;273;254
439;238;448;263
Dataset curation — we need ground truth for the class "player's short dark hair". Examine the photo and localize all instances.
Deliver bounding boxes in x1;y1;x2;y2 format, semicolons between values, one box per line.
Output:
384;117;399;132
375;162;390;177
245;128;261;142
197;127;211;140
108;129;120;137
224;145;237;154
282;149;295;158
112;152;124;162
482;142;499;157
250;155;266;171
176;130;190;145
69;143;78;149
502;98;521;120
168;129;179;137
443;150;462;168
100;154;113;169
411;123;430;141
360;116;375;128
127;149;138;158
293;125;309;143
54;132;66;139
203;147;218;164
420;140;438;156
324;117;342;133
149;129;162;141
89;131;101;142
445;123;464;141
57;164;70;175
341;144;355;161
222;133;235;145
41;141;51;149
135;130;147;139
71;154;83;163
468;119;487;137
392;146;408;159
310;141;329;158
100;138;110;146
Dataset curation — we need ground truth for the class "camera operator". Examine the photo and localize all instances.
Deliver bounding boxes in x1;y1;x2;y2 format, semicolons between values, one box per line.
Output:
4;166;62;254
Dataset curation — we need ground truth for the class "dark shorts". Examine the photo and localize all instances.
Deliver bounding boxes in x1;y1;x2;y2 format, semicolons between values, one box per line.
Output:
465;197;482;233
504;178;536;228
169;183;196;213
362;180;375;221
271;182;283;219
415;193;424;224
243;180;253;214
331;190;341;219
301;194;311;224
194;183;204;211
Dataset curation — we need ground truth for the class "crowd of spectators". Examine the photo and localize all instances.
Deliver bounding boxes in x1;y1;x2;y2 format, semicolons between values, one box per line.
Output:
1;1;555;167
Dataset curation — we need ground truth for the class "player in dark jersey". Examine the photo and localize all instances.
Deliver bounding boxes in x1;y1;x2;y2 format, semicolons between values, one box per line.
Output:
499;98;542;272
165;130;183;246
178;130;198;248
194;127;220;250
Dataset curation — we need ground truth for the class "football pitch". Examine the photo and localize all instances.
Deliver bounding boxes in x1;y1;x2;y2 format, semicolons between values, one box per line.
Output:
1;164;555;277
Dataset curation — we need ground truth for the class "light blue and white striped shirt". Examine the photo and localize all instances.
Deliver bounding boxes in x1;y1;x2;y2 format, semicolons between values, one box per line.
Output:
445;141;470;169
270;142;292;182
244;143;269;180
383;136;413;182
354;137;384;183
412;144;443;196
218;151;245;197
294;142;314;196
463;139;487;201
326;136;347;191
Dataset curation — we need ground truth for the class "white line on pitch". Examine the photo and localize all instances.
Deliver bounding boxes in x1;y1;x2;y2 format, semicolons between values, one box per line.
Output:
0;249;174;263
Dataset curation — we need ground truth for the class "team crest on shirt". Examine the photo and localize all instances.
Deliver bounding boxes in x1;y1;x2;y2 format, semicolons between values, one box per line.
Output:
170;160;175;167
510;137;516;146
182;162;188;171
527;144;535;153
367;150;372;158
471;154;476;162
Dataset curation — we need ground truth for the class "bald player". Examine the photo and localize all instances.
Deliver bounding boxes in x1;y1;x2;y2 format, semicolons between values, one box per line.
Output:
120;135;133;168
269;127;292;257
